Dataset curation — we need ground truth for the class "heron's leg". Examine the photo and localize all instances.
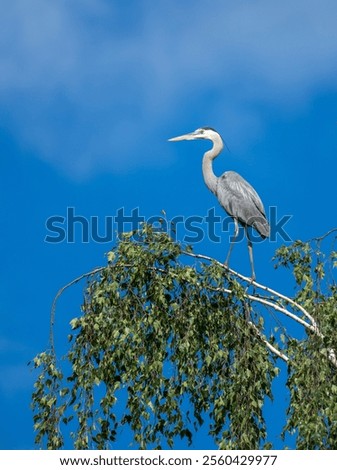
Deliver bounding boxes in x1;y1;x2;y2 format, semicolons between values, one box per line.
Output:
225;218;239;267
245;227;256;281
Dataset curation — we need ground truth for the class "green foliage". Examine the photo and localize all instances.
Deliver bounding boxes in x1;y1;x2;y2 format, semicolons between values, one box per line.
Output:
32;225;337;449
274;234;337;448
284;336;337;449
32;351;64;449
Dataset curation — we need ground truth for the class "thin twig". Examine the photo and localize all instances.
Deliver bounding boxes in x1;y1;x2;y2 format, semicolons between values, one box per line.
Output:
50;266;105;353
308;228;337;243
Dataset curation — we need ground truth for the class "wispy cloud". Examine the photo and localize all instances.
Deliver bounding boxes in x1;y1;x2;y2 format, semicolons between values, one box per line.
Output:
1;0;337;178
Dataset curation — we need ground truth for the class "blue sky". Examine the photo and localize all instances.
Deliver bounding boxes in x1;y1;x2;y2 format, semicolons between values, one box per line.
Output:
1;0;337;449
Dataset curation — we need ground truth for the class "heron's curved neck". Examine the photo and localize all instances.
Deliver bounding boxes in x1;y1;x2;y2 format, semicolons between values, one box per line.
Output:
202;134;223;195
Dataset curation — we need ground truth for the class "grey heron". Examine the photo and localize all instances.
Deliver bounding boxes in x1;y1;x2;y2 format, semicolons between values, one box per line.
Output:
168;127;269;280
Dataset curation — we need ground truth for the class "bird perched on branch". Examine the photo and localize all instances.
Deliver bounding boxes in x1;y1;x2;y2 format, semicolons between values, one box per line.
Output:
169;127;269;280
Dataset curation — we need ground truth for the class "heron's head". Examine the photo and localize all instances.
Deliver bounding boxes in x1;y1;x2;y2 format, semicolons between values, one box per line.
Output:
168;127;220;142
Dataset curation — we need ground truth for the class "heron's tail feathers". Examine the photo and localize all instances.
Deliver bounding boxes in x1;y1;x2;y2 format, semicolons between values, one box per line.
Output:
252;216;270;239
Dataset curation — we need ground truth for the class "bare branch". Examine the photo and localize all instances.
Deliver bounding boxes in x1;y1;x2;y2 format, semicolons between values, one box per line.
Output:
247;293;315;332
182;250;317;327
248;321;289;363
308;227;337;243
211;286;314;331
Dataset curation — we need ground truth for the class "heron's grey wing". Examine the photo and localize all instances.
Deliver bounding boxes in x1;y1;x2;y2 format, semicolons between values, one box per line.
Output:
217;171;269;237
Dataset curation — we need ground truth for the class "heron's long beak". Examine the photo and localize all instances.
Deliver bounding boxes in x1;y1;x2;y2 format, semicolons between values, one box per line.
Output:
168;132;195;142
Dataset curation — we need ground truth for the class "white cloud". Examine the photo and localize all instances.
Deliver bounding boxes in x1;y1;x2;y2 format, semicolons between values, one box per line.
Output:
1;0;337;178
